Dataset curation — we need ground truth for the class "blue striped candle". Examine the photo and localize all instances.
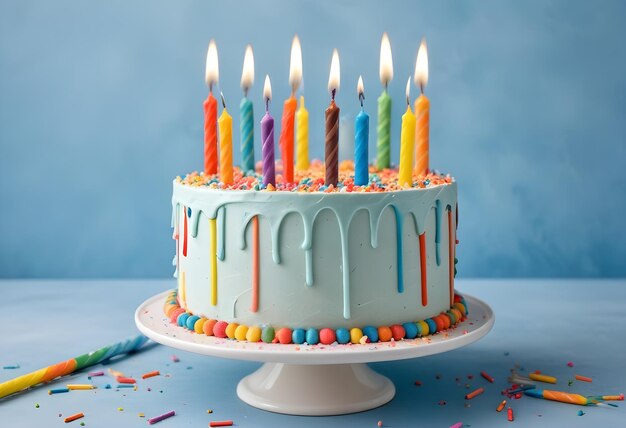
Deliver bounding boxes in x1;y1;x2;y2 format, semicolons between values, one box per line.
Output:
240;97;254;172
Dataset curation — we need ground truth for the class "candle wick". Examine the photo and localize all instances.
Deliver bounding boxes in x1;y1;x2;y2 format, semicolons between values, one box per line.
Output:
220;92;226;108
420;83;424;95
244;87;248;98
210;83;213;94
359;93;364;108
265;98;269;112
384;82;388;92
331;88;336;101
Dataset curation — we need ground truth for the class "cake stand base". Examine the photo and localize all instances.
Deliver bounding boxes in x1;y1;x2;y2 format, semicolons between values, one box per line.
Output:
236;362;395;415
135;291;494;416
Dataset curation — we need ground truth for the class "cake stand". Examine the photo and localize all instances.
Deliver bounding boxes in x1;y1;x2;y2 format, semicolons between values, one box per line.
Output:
135;291;494;416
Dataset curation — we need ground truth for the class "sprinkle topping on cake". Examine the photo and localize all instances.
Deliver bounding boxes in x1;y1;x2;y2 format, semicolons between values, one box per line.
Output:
177;160;453;192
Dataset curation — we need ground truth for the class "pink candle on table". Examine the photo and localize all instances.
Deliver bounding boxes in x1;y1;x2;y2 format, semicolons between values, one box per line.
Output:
261;75;275;187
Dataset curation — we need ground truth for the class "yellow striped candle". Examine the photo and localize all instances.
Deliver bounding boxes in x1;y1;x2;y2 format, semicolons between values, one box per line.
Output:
398;78;415;186
296;96;309;170
218;93;233;184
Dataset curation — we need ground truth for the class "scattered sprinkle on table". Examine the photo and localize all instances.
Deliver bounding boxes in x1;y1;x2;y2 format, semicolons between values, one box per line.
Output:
67;384;96;390
64;412;84;423
49;387;70;395
496;400;507;412
2;365;20;369
414;380;422;386
35;403;39;408
529;373;557;384
507;407;514;422
209;421;233;427
88;371;104;377
465;387;484;400
377;421;383;427
138;413;145;418
148;410;176;425
481;371;495;383
142;370;160;379
574;374;593;382
207;409;213;414
117;384;135;389
567;361;574;367
171;355;180;362
117;377;136;384
450;423;463;428
578;410;585;416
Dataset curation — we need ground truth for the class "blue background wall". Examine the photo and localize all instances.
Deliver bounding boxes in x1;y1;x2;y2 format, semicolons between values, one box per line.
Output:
1;0;625;278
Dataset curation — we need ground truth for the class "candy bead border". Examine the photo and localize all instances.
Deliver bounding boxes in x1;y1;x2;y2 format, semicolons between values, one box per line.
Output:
163;290;469;345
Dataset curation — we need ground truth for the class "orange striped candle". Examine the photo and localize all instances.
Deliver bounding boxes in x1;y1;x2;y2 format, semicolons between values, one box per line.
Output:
413;39;429;176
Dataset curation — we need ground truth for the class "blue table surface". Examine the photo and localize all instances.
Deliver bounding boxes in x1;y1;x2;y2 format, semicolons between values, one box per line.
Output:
0;279;624;427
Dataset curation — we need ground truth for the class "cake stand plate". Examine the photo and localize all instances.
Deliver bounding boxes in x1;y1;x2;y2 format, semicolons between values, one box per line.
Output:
135;291;494;415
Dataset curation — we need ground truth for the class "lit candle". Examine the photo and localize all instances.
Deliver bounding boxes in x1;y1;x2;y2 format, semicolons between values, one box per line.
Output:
325;49;340;186
354;76;369;186
261;76;275;186
414;38;430;176
203;40;219;175
295;95;309;170
399;78;415;187
278;35;302;184
239;45;255;173
218;93;233;184
376;32;393;170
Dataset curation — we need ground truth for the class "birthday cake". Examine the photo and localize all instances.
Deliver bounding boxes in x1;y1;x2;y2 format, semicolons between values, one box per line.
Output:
163;36;468;345
164;162;466;345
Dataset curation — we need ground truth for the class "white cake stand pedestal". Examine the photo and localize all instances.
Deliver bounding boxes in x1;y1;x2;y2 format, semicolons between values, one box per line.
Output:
135;291;494;416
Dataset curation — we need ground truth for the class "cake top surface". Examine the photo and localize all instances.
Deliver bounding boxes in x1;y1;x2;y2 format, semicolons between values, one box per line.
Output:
177;160;453;193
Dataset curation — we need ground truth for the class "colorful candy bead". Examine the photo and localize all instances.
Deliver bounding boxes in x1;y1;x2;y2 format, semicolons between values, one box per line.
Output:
377;326;392;342
169;307;186;323
246;326;262;342
234;325;249;341
390;324;406;341
305;328;319;345
292;329;306;344
186;315;200;330
425;318;437;334
362;326;378;343
403;322;418;339
194;318;207;334
177;312;190;327
319;328;337;345
336;328;350;344
213;321;229;338
350;328;363;344
225;323;239;339
203;319;217;336
261;326;275;343
276;328;293;344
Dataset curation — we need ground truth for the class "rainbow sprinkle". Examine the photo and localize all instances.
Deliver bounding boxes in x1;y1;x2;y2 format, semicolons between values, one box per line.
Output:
177;160;453;193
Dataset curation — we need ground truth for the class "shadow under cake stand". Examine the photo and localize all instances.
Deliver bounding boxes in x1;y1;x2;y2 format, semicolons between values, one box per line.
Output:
135;291;494;416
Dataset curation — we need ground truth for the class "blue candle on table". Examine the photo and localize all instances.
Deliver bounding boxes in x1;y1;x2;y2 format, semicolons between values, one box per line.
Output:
354;75;369;186
240;45;255;173
261;75;275;186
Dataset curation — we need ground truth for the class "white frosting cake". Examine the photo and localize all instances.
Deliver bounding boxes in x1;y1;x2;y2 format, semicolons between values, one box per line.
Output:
171;172;458;332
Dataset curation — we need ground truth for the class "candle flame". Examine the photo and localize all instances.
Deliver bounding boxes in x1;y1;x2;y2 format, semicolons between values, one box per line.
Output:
289;35;302;94
240;45;254;92
205;39;219;88
405;76;411;105
328;49;340;94
263;75;272;101
414;38;428;91
357;75;364;97
379;32;393;87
